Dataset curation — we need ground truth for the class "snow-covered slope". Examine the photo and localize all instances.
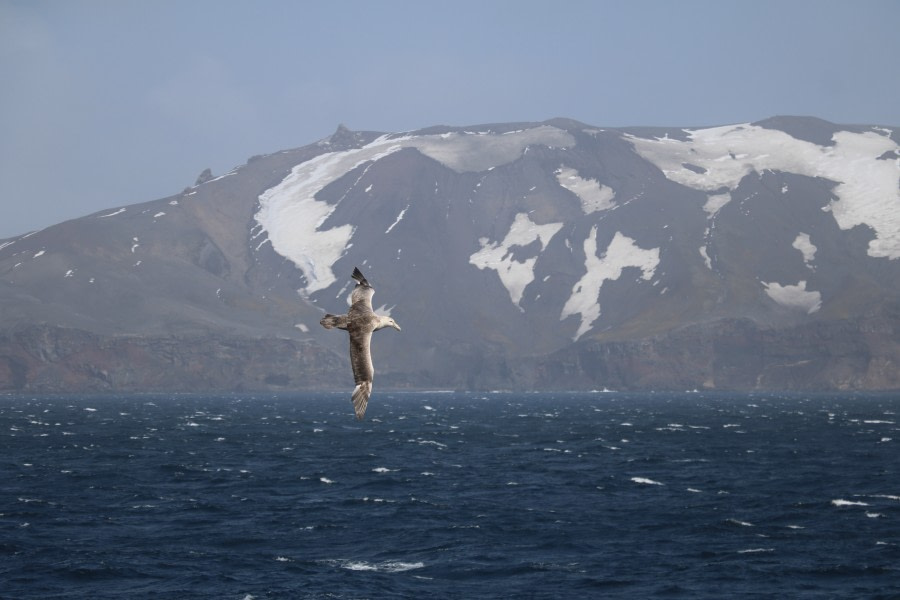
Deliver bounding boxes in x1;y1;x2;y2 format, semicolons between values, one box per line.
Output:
1;116;899;393
627;122;900;259
254;126;574;294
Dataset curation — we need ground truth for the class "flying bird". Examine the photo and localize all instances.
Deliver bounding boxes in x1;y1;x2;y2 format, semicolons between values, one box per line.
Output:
320;267;401;419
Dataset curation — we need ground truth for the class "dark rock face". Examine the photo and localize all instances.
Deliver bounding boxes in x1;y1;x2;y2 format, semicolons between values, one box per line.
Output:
194;168;215;186
1;116;898;392
0;325;346;393
528;306;900;392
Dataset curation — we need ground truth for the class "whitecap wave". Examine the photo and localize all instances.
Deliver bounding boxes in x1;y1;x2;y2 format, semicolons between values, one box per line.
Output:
831;499;868;507
325;559;425;573
631;477;664;486
416;440;447;448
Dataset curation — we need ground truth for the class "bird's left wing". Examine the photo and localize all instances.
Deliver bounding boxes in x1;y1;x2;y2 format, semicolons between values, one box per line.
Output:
350;267;374;310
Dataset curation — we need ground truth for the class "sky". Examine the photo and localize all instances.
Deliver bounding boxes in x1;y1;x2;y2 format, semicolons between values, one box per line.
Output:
2;0;898;239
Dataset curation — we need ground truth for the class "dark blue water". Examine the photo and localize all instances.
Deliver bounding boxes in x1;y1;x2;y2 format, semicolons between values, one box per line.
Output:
2;392;899;599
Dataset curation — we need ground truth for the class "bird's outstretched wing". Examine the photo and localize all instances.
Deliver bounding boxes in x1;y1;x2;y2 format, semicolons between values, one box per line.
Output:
320;313;350;330
348;328;375;420
351;267;369;287
350;267;374;310
351;380;371;420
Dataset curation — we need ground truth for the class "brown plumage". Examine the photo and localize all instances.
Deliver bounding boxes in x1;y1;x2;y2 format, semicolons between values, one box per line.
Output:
320;267;401;419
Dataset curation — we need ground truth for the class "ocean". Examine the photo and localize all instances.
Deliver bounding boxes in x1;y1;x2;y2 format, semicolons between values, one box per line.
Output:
2;392;899;599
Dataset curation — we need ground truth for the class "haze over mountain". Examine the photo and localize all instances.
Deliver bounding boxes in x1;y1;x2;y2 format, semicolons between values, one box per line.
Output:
2;116;899;393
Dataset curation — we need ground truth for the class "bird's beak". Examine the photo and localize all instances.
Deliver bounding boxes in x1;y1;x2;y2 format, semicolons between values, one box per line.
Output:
393;322;402;331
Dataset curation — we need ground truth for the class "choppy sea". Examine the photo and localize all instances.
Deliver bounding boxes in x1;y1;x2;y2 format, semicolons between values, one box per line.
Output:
2;391;899;599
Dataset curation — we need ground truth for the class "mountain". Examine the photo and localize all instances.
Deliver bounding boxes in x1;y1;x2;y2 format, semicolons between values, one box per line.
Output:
2;116;899;393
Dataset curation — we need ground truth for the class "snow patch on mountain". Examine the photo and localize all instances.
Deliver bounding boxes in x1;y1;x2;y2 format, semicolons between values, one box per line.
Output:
255;138;401;293
793;233;817;267
385;205;409;234
562;229;660;340
762;280;821;314
98;208;126;219
699;245;713;270
469;212;563;308
628;124;900;259
556;167;616;213
703;192;731;217
257;126;574;294
699;192;731;270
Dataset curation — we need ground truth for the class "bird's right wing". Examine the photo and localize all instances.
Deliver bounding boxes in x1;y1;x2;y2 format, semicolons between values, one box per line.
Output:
351;381;371;420
348;328;375;420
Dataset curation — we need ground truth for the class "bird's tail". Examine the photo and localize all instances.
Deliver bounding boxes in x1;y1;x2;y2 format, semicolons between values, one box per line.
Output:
351;381;371;420
320;314;350;330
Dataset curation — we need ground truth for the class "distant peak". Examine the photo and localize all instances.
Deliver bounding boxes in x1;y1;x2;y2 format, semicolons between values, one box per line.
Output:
329;123;363;147
194;168;214;186
543;117;590;131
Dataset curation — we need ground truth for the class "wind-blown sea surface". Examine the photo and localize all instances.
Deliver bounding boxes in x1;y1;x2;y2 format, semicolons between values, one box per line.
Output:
2;391;899;599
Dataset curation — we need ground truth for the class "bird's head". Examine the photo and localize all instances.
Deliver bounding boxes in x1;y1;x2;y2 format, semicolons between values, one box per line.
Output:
378;316;401;332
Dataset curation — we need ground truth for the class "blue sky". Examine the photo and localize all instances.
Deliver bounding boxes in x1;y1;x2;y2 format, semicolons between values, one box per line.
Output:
2;0;898;238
